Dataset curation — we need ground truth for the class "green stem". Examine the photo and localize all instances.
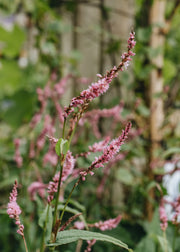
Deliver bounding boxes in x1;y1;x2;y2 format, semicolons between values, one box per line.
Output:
172;226;177;252
40;205;50;252
62;117;66;139
49;113;82;246
50;155;67;244
52;161;63;229
59;177;81;222
163;231;168;252
67;119;79;149
51;117;67;229
23;235;29;252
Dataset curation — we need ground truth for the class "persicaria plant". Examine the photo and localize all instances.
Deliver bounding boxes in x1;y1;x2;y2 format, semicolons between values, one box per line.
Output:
7;32;136;252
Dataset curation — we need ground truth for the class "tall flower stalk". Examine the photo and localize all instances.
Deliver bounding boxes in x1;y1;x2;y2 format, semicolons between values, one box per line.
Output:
64;32;135;118
7;181;28;252
8;31;136;252
47;31;135;248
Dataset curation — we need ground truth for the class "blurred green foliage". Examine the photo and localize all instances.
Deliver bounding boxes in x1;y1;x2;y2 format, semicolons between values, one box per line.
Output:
0;0;180;251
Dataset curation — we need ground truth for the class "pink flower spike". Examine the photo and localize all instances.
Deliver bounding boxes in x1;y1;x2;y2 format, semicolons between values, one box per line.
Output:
159;200;168;231
85;239;96;252
47;136;59;143
14;139;23;168
88;137;110;153
64;32;135;117
28;181;47;201
47;173;60;203
95;215;122;231
7;181;24;236
79;122;131;180
88;215;122;231
172;196;180;225
61;151;76;182
91;122;131;170
128;50;136;56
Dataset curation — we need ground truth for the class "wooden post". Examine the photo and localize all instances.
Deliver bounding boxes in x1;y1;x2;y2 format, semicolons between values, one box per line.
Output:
148;0;166;221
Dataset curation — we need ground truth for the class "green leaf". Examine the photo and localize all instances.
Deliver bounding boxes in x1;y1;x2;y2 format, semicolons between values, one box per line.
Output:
46;206;53;241
134;236;156;252
116;168;134;185
105;40;121;54
143;208;161;235
146;47;162;60
137;27;151;43
0;59;23;97
0;25;25;57
0;176;18;190
68;199;86;213
162;147;180;158
155;235;172;252
38;205;53;229
46;230;131;251
145;181;158;192
163;59;177;82
1;90;36;127
55;138;68;156
137;104;150;117
46;20;68;33
38;205;53;241
0;209;7;214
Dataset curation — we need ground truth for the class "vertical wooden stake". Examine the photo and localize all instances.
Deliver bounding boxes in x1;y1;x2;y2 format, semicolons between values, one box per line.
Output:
148;0;166;221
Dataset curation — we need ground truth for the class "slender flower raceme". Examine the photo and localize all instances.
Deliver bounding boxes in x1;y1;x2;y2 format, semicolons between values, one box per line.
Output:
89;215;122;231
47;151;75;203
76;137;111;158
36;115;55;152
74;215;122;252
7;181;24;236
43;137;59;167
61;151;76;182
28;181;47;201
88;137;111;153
47;172;59;203
85;239;96;252
159;199;168;231
43;149;58;167
80;122;132;180
14;139;23;168
59;213;82;231
29;140;36;159
97;153;126;198
64;31;135;117
172;196;180;224
74;215;122;231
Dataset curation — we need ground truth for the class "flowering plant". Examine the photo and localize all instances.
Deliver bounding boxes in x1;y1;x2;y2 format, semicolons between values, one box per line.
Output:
7;31;136;252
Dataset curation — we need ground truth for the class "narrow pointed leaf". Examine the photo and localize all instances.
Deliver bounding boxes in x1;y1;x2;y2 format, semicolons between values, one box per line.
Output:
46;229;131;251
55;138;68;156
38;205;53;229
156;235;172;252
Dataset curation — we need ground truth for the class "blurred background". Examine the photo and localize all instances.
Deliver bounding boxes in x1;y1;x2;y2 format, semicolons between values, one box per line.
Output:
0;0;180;251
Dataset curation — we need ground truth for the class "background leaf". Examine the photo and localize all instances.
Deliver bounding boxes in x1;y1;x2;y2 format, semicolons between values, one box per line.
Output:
47;229;130;251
